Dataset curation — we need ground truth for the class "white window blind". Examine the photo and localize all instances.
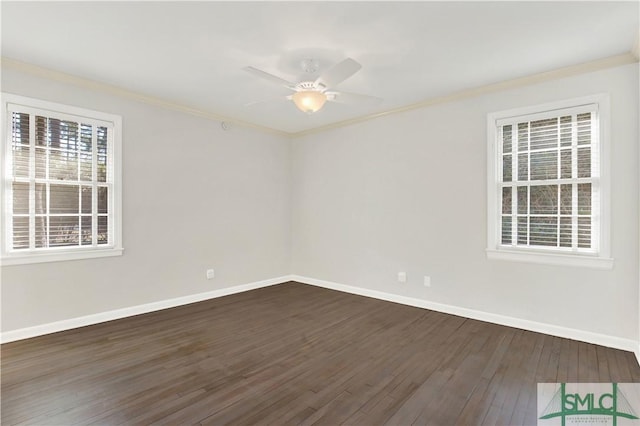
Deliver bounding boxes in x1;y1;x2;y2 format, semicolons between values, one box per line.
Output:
486;95;611;269
498;105;599;252
2;94;122;264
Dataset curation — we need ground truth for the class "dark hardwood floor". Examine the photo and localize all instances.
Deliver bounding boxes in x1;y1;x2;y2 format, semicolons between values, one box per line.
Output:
2;281;639;425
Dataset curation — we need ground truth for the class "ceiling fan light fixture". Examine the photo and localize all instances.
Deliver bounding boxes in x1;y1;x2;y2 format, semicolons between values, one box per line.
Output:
292;90;327;114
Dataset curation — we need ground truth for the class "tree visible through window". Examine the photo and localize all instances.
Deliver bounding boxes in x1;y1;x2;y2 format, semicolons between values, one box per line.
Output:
2;94;122;264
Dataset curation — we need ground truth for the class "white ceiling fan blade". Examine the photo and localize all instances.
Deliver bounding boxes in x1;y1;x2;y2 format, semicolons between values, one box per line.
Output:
244;95;290;107
326;91;382;105
314;58;362;90
243;66;296;90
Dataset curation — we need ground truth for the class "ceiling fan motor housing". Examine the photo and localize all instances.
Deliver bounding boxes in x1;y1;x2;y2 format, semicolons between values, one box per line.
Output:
296;81;321;92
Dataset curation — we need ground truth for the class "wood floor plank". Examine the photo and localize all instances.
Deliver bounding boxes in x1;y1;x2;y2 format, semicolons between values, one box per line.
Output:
507;332;545;426
2;282;639;425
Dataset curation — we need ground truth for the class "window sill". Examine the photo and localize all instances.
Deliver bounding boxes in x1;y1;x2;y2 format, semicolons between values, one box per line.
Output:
1;247;124;266
486;249;613;270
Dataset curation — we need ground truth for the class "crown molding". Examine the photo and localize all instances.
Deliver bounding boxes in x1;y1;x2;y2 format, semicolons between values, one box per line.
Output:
0;57;288;137
3;53;637;140
290;52;639;138
632;30;640;61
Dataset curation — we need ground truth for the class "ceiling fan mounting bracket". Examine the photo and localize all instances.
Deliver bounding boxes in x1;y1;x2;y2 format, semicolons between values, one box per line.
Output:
300;58;319;74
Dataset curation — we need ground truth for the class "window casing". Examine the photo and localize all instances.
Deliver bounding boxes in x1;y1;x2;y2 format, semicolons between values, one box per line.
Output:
486;95;612;269
1;94;123;265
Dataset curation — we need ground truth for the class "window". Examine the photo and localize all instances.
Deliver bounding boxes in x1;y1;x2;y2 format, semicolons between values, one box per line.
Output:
486;95;612;269
1;94;122;265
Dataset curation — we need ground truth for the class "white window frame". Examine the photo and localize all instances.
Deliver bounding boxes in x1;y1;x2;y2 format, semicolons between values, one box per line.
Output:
486;94;612;269
1;93;123;265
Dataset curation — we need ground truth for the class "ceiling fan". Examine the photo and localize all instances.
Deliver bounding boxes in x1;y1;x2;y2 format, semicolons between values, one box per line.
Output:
243;58;381;114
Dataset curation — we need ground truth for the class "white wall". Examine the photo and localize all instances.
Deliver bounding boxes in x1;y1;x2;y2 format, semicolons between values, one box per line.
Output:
2;62;637;345
292;63;639;341
1;66;292;332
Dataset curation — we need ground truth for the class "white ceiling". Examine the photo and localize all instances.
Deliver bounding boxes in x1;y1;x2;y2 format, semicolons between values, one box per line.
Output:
2;1;638;134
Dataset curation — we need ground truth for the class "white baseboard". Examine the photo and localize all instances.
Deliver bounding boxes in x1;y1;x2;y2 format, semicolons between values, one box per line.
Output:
4;274;638;362
1;275;293;344
291;275;639;354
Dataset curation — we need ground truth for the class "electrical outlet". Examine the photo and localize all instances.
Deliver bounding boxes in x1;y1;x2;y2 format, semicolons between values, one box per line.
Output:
424;276;431;287
398;272;407;283
206;269;215;279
